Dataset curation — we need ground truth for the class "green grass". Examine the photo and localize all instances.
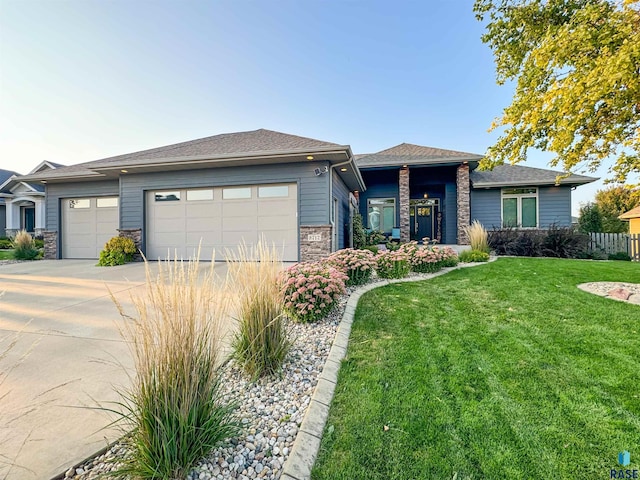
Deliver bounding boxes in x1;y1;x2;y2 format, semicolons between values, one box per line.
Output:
313;258;640;479
0;250;14;260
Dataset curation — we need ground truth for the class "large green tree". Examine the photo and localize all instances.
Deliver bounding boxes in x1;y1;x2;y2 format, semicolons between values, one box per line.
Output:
594;185;640;231
475;0;640;184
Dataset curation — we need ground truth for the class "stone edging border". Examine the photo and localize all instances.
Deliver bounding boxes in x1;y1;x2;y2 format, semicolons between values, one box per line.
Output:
280;258;495;480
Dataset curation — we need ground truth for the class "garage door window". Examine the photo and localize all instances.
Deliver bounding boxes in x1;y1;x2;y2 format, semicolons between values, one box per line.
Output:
258;185;289;198
187;189;214;201
97;197;118;208
69;199;90;209
223;187;251;199
155;191;181;202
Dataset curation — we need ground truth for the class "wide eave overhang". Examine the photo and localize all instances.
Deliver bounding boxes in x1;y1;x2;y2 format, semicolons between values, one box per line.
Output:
17;145;367;192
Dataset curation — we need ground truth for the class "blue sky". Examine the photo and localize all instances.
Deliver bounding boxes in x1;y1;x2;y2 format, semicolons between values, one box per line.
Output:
0;0;612;214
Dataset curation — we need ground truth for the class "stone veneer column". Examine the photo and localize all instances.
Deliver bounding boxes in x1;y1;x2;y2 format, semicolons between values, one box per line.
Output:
399;167;410;243
43;231;58;259
456;163;470;244
299;225;332;262
118;228;143;261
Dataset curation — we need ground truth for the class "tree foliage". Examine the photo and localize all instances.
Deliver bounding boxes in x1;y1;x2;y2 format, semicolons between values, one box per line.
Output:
578;202;604;232
475;0;640;184
594;185;640;231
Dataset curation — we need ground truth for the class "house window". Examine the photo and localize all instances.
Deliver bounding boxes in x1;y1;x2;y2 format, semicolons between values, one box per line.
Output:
97;197;118;208
258;185;288;198
368;198;396;232
155;191;181;202
223;187;252;200
69;199;90;209
186;189;214;201
502;188;538;228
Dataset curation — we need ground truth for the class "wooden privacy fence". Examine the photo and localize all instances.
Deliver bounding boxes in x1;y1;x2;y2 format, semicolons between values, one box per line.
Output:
588;232;640;261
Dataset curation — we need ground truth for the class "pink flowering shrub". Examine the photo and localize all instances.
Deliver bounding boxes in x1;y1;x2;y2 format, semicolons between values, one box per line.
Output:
281;262;347;323
327;248;377;286
398;242;459;273
375;250;410;279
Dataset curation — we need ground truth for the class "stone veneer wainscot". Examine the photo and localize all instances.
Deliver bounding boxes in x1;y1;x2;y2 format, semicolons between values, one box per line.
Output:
299;225;332;262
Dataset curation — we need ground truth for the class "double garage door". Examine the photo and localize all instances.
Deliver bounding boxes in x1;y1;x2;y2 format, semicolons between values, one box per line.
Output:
146;183;298;261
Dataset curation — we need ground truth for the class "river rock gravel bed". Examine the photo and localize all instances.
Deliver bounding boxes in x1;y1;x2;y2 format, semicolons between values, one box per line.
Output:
61;272;443;480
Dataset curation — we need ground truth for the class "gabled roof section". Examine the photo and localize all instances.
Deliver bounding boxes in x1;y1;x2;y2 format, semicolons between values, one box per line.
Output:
0;169;19;188
29;160;64;174
619;206;640;220
18;129;352;181
471;164;597;188
356;143;483;168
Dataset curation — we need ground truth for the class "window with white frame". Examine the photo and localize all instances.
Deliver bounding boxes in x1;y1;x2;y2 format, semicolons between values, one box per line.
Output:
367;198;395;232
502;187;538;228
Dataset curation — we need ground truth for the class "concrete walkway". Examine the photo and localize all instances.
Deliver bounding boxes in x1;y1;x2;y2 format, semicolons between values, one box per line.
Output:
0;260;227;480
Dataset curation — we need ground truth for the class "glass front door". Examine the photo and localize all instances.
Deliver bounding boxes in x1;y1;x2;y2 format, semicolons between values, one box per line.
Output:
410;199;441;243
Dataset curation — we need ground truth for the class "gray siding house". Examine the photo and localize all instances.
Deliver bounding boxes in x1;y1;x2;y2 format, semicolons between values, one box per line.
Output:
16;129;596;261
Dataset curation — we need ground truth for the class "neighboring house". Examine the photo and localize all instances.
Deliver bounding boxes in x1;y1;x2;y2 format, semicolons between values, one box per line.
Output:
0;161;63;238
619;206;640;259
15;129;596;261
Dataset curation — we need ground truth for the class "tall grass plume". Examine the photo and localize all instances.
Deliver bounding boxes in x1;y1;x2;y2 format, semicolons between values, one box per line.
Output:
463;220;490;253
11;230;39;260
226;240;291;379
110;253;238;479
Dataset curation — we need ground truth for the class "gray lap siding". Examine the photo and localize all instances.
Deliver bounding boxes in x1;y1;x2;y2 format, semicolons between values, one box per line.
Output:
471;186;573;229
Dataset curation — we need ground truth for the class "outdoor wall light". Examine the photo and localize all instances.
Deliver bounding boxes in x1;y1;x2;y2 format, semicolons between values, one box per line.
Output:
423;193;429;199
306;155;314;160
340;167;347;172
121;169;128;173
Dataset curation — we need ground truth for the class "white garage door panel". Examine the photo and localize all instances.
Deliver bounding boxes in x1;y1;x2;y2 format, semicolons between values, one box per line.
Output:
62;197;119;259
146;184;298;261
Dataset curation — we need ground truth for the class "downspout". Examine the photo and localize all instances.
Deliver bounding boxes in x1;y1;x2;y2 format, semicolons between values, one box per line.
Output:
328;155;358;253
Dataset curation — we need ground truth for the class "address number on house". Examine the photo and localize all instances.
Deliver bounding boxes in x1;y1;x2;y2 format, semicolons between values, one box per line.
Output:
307;233;322;242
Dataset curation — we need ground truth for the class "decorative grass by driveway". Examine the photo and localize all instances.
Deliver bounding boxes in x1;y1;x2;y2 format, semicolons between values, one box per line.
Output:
312;258;640;479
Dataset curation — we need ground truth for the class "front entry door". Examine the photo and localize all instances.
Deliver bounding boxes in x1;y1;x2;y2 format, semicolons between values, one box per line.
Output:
23;207;35;233
410;199;441;243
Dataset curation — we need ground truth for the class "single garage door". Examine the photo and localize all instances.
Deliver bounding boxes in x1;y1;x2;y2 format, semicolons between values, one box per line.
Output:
62;197;119;259
146;183;298;261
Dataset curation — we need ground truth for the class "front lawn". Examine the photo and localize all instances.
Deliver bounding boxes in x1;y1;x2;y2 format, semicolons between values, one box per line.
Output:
0;250;14;260
313;258;640;479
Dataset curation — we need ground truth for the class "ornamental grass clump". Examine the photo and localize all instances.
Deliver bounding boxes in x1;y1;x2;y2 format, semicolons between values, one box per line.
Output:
375;250;410;279
327;248;377;286
463;220;490;253
226;240;291;379
281;262;347;323
12;230;39;260
110;254;238;480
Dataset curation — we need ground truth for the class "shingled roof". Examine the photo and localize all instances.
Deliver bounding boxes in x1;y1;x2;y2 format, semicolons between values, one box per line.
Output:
19;129;348;181
471;164;597;187
619;206;640;220
356;143;483;168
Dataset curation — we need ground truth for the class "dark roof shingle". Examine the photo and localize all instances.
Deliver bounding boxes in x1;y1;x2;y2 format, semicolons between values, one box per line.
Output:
471;164;597;187
356;143;483;168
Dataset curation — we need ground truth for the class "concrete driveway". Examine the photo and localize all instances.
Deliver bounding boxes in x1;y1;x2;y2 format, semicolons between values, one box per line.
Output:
0;260;229;480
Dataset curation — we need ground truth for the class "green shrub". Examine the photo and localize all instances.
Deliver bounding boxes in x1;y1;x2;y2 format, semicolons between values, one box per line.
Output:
608;251;632;261
227;240;291;379
352;213;366;249
365;230;386;246
34;239;44;249
362;245;379;254
98;236;136;266
110;256;238;479
12;230;39;260
459;249;490;263
328;248;377;286
376;250;411;279
0;237;12;249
